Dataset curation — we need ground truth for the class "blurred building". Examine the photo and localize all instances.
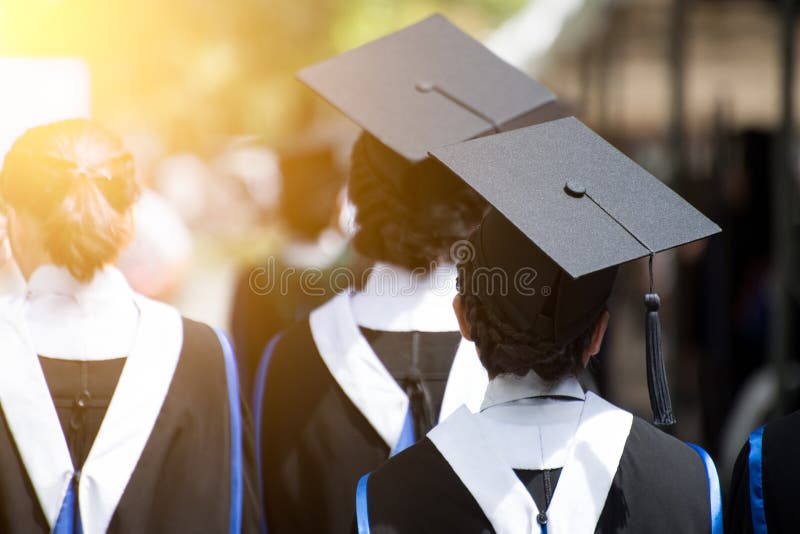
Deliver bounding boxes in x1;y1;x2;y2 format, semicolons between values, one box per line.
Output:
491;0;800;484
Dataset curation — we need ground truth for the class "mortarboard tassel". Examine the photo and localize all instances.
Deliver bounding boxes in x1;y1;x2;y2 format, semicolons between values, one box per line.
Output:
644;254;676;427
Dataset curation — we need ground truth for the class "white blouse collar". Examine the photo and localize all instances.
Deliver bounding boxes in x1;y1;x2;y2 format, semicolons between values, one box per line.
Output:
350;262;460;332
481;370;585;411
27;264;133;303
25;264;139;360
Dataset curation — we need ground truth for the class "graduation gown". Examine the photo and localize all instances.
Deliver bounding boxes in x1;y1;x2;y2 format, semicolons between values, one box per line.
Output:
356;372;722;534
0;265;261;533
255;262;488;534
726;410;800;533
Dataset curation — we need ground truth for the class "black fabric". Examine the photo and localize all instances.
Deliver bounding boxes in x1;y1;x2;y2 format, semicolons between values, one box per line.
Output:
260;320;389;534
726;441;753;534
361;328;461;437
431;117;721;279
297;14;556;163
259;320;462;534
594;417;710;532
726;410;800;534
366;439;494;534
0;318;261;533
513;468;562;514
364;417;711;533
39;357;125;470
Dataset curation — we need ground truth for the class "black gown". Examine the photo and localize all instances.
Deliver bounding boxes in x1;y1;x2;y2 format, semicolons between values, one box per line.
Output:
255;293;486;534
358;397;721;534
726;410;800;534
39;357;126;472
0;309;261;533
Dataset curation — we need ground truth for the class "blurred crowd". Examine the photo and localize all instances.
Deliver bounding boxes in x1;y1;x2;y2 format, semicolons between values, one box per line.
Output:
1;0;798;495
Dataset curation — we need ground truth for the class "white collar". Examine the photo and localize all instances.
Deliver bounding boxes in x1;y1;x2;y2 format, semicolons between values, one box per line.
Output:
477;372;586;471
308;292;487;449
480;371;585;411
429;395;633;534
350;262;460;332
26;264;131;302
0;293;183;534
25;265;139;360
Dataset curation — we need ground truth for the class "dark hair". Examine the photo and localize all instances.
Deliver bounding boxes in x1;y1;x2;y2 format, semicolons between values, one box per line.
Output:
1;119;140;282
279;146;346;240
348;134;486;271
457;254;602;381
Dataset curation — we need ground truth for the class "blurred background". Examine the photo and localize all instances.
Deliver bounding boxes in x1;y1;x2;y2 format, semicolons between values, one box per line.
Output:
0;0;798;489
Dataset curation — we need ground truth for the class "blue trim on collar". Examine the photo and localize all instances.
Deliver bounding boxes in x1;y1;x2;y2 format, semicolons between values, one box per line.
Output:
390;410;416;457
252;332;282;534
356;473;371;534
748;426;768;534
215;329;243;534
686;443;723;534
53;480;83;534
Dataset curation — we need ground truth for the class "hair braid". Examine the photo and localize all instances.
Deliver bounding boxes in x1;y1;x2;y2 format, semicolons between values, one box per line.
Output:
348;134;486;271
458;254;598;382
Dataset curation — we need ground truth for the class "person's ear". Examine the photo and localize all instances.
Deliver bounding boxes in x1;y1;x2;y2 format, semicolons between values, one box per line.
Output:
582;310;610;367
452;294;473;341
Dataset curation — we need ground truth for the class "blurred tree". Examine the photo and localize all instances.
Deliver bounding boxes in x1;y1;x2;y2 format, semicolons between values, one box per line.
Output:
0;0;525;152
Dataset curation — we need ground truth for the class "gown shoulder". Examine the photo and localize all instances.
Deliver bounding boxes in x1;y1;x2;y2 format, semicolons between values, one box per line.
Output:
726;437;753;534
364;414;715;534
595;415;713;533
726;409;800;533
110;315;262;533
366;437;493;534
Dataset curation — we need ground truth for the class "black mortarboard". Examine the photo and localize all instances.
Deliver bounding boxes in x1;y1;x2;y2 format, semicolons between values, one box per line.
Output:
433;117;721;426
297;13;559;185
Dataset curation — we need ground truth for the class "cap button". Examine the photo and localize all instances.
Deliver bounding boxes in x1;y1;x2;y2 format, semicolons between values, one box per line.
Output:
415;81;435;93
564;180;586;198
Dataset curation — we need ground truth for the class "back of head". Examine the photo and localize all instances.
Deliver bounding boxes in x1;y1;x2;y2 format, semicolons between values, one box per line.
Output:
457;210;617;381
1;119;140;282
348;132;487;271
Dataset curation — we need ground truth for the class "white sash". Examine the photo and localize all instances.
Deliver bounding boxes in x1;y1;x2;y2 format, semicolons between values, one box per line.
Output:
428;393;633;534
0;294;183;534
309;292;487;450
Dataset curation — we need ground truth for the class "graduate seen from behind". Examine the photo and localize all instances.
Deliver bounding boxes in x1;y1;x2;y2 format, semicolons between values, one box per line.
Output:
255;14;565;534
355;117;724;534
0;119;260;534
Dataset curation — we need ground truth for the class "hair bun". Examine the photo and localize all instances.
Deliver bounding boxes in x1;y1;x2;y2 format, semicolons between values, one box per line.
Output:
1;119;140;282
88;152;138;212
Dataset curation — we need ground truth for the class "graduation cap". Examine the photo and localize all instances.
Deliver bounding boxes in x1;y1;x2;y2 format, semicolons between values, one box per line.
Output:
432;117;721;426
297;14;560;185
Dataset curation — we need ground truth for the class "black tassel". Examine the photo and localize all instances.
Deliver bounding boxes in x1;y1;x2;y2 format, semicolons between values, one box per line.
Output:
644;256;675;427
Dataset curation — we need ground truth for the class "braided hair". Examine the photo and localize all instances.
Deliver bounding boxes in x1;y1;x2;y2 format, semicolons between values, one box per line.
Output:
348;133;486;271
1;119;140;282
457;247;601;381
